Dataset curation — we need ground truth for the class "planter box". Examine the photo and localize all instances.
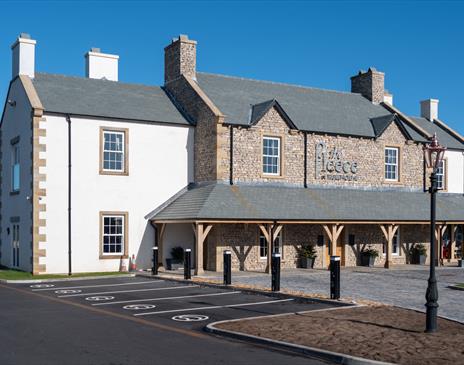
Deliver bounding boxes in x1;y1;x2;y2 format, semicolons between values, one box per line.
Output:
360;254;375;267
165;258;183;271
411;253;426;265
299;257;315;269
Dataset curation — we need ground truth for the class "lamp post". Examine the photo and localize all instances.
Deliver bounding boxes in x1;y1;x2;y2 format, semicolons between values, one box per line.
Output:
423;133;446;333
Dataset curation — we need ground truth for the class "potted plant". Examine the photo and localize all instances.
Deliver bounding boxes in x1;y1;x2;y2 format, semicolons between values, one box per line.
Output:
298;244;317;269
166;246;184;270
410;243;427;265
360;246;379;267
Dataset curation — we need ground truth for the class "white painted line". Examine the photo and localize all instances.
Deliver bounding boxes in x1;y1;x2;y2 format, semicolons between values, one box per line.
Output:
30;284;55;289
92;291;241;306
85;296;115;302
57;285;199;298
32;280;163;291
134;298;294;316
55;289;82;294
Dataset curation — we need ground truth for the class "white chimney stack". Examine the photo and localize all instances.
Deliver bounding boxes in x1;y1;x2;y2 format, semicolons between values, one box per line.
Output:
85;48;119;81
383;91;393;105
420;99;439;121
11;33;36;79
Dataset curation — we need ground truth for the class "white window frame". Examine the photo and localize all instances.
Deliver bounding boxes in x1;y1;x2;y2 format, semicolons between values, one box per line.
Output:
102;130;125;173
384;147;399;181
11;143;20;192
262;136;281;176
101;215;125;256
436;159;445;190
259;231;283;259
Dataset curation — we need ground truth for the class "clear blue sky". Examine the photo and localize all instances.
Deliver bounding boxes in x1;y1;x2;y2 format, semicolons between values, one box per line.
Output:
1;1;463;134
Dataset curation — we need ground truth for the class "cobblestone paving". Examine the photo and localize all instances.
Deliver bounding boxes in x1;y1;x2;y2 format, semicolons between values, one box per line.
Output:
197;266;464;323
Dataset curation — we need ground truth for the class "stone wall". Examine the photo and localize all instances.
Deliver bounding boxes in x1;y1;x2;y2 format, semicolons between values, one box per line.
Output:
165;76;219;183
205;223;431;271
217;106;424;190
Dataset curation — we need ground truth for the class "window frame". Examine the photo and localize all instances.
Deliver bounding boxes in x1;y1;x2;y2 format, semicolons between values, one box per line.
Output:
99;127;129;176
10;138;20;193
384;146;400;182
262;135;282;176
382;228;400;256
99;211;129;259
436;158;447;191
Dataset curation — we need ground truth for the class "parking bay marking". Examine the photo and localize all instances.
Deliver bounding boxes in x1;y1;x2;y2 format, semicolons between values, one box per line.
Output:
134;298;294;316
57;285;199;298
32;280;164;292
92;291;241;306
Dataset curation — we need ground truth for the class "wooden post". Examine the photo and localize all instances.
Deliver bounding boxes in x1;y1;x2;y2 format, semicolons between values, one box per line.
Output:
258;223;283;274
435;225;446;266
322;224;344;268
193;223;213;275
380;224;398;269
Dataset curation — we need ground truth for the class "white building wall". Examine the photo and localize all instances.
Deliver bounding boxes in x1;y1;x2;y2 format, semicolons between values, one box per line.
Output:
43;114;193;274
444;150;464;194
0;79;33;272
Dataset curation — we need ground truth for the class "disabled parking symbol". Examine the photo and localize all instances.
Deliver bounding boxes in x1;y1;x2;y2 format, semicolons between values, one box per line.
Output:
30;284;54;288
123;304;156;310
85;296;115;301
55;289;82;294
172;314;209;322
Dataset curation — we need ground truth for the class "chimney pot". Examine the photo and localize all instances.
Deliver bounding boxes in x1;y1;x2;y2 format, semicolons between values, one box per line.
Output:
85;48;119;81
351;67;385;104
420;99;439;121
11;33;36;79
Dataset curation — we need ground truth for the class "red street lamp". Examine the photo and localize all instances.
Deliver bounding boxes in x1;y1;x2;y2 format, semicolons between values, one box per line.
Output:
423;133;446;333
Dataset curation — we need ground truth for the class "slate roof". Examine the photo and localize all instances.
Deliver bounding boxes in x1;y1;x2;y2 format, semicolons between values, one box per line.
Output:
197;72;399;137
410;117;464;150
146;183;464;222
32;73;190;125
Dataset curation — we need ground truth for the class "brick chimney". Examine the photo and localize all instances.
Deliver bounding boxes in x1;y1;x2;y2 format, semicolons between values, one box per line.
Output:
351;68;385;104
85;48;119;81
420;99;439;121
164;34;197;84
11;33;36;79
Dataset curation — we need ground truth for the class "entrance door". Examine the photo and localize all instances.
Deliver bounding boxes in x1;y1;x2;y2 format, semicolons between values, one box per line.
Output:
12;224;19;268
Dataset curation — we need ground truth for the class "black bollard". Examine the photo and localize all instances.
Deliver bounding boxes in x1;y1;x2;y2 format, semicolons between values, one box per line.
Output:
271;253;281;292
330;256;340;300
184;248;192;280
152;246;158;275
223;250;232;285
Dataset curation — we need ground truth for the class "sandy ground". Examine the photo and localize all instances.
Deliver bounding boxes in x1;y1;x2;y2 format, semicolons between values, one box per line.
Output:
216;306;464;365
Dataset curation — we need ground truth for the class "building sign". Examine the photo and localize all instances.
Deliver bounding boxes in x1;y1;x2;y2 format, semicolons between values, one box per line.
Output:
315;142;358;181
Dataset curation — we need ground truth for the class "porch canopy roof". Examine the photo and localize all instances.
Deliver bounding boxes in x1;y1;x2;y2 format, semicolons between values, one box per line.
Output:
145;183;464;224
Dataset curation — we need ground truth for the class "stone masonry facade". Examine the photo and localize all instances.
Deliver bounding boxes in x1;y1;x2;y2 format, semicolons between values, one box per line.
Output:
162;35;453;272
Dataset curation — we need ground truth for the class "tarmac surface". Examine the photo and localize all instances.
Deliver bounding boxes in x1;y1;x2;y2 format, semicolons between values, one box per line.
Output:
0;276;342;365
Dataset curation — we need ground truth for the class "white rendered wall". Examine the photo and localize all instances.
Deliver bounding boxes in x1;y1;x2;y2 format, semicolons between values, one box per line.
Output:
0;79;33;271
43;115;193;274
162;224;195;266
444;150;464;194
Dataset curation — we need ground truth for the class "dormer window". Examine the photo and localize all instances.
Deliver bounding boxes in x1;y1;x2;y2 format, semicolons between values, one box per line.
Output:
262;136;281;175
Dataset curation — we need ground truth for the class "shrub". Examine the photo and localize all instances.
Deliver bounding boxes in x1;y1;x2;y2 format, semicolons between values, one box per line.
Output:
410;243;427;257
298;244;317;259
361;245;379;258
171;246;185;261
